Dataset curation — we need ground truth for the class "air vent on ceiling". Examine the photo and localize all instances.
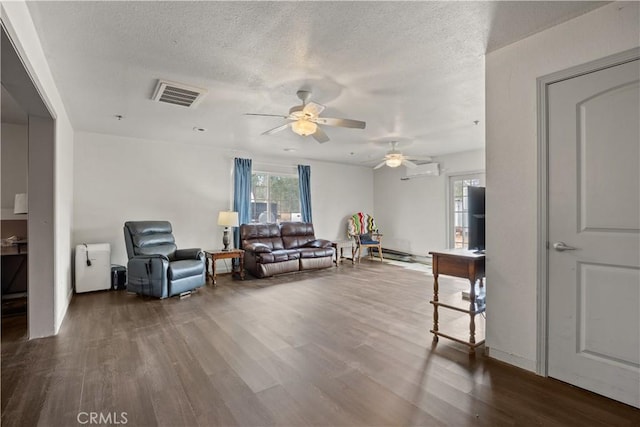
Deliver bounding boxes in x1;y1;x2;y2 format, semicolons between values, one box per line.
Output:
152;80;207;108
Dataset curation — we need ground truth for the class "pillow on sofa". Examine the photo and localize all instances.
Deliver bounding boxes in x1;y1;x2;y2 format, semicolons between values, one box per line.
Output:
244;242;272;253
304;239;331;248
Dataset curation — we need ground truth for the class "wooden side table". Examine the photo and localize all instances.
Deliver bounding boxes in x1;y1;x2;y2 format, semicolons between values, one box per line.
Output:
331;240;354;265
428;249;486;355
204;249;245;286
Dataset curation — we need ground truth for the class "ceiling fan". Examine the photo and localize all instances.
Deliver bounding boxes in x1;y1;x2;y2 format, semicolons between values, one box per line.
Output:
245;90;366;143
373;141;432;169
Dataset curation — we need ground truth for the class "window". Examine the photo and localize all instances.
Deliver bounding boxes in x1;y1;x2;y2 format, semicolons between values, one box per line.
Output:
251;172;301;224
449;173;485;249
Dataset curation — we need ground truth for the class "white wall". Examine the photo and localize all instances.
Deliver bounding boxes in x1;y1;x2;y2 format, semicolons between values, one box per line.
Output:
0;123;28;219
2;1;75;336
54;117;74;332
305;159;374;241
73;131;373;267
373;149;484;256
485;1;639;371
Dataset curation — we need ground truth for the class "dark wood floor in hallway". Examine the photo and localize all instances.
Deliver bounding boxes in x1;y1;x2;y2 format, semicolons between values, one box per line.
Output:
2;260;639;426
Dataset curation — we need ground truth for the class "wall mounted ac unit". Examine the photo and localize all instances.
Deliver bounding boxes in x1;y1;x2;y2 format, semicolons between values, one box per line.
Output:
405;162;440;178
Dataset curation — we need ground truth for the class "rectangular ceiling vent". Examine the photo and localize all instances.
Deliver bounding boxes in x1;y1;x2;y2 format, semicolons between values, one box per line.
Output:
152;80;207;108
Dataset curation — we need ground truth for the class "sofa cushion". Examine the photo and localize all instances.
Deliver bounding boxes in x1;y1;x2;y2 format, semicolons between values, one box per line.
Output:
169;259;204;280
240;223;285;250
281;222;316;249
257;249;301;264
298;247;334;258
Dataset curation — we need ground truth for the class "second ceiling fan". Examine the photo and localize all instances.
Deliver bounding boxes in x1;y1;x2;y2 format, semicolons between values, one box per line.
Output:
374;141;432;169
246;90;366;143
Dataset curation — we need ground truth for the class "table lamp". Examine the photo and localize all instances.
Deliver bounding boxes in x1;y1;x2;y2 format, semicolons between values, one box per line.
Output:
218;211;239;251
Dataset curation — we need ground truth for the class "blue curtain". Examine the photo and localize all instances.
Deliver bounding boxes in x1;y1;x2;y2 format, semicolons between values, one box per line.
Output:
233;158;252;248
298;164;312;223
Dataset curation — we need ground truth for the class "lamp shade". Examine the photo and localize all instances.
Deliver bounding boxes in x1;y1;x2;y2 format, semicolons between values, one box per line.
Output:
14;193;27;214
291;120;317;136
385;157;403;168
218;211;239;227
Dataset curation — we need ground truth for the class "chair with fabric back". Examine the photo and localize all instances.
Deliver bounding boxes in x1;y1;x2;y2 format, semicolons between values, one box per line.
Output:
347;212;383;263
123;221;206;298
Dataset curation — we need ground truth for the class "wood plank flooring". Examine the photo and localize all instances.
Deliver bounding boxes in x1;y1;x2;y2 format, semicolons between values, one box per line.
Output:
2;260;639;426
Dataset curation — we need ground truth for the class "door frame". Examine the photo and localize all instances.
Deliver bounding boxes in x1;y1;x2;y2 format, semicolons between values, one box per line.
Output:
1;18;57;338
535;47;640;376
445;171;485;249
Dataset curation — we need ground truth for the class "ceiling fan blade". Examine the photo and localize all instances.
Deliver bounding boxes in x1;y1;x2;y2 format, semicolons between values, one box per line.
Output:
403;159;418;168
302;101;325;118
315;117;366;129
245;113;289;118
373;161;387;169
311;126;330;143
262;122;291;135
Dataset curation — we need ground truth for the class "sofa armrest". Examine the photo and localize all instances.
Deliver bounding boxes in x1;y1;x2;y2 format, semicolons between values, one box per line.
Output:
244;242;272;253
304;239;332;248
174;248;204;260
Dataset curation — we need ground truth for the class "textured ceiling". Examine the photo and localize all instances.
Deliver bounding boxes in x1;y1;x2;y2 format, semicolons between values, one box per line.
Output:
25;1;606;166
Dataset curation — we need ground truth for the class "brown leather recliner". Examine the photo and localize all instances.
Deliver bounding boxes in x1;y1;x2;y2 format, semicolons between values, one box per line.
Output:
240;222;334;278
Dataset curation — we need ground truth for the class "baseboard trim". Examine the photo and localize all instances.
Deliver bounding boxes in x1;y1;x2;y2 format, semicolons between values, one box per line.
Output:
486;347;537;373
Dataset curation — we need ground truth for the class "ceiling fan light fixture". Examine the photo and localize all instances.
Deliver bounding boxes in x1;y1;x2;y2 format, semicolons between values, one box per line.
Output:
385;157;403;168
291;120;317;136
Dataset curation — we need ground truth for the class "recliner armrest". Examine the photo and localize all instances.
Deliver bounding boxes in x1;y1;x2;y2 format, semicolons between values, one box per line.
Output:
126;255;170;298
127;254;170;279
174;248;204;260
244;242;272;253
129;254;170;262
304;239;332;248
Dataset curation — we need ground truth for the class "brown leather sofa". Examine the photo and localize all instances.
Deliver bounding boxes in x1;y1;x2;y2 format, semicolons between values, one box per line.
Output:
240;222;334;278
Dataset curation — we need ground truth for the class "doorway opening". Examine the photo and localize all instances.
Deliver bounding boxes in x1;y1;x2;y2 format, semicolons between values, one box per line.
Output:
1;23;56;340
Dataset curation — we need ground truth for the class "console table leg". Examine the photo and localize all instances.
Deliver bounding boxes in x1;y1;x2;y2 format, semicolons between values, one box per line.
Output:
469;314;476;347
433;274;439;342
212;258;217;286
469;278;476;353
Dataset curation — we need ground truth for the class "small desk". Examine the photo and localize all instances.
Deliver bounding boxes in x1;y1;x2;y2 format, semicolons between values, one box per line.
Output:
428;249;486;355
331;240;354;266
204;249;245;286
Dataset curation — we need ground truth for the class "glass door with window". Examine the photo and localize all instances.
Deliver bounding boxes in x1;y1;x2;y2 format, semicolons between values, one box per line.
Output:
449;173;485;249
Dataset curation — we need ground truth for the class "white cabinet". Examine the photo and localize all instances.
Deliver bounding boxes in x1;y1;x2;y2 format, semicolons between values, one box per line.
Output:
75;243;111;293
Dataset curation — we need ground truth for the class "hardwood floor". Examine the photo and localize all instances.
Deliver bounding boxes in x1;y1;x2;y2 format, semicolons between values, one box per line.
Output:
2;260;639;426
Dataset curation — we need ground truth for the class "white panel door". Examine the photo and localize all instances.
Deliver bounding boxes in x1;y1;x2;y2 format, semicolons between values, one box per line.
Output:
548;59;640;408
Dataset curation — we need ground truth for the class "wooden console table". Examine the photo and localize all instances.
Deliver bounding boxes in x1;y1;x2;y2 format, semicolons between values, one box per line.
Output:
428;249;486;355
204;249;245;286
